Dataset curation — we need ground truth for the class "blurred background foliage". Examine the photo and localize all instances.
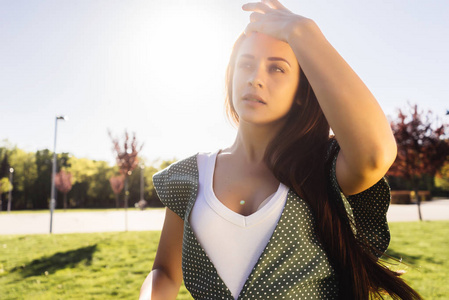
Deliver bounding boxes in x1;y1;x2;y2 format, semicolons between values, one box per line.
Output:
0;141;176;210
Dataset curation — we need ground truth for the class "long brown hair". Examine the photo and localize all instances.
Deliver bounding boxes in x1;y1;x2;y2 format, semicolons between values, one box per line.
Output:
225;34;422;300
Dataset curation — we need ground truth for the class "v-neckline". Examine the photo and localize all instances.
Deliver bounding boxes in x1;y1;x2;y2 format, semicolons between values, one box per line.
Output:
205;149;288;227
208;149;285;221
184;153;292;299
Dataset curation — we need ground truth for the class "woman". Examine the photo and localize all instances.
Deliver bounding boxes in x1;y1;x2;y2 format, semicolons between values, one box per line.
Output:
140;0;422;299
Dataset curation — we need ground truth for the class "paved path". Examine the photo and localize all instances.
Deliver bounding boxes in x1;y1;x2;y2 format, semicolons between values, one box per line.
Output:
0;210;166;235
387;199;449;222
1;200;448;235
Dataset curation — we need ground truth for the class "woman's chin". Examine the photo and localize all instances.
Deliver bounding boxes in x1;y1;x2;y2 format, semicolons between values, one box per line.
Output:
238;115;287;128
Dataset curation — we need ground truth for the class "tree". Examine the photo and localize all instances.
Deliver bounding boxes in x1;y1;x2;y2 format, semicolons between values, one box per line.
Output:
108;130;143;230
54;170;73;210
0;148;10;211
435;161;449;191
66;156;115;208
87;161;115;207
109;175;125;208
67;157;97;208
0;151;9;179
9;148;38;209
0;177;12;212
388;103;449;220
32;149;53;209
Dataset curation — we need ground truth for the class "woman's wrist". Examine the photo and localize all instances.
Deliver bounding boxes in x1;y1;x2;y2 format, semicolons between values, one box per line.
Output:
286;17;321;46
285;17;329;66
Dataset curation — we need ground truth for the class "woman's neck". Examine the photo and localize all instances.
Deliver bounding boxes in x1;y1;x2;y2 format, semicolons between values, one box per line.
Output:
226;120;285;164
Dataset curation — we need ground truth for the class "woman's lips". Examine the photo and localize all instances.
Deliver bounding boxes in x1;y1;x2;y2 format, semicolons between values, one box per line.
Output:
242;94;266;104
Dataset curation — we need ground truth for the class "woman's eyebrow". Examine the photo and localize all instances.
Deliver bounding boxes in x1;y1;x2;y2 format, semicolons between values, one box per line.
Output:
239;54;291;67
267;57;291;67
239;54;255;60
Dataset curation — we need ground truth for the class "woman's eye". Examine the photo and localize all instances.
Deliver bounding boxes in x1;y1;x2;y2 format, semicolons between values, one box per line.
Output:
238;62;252;69
270;65;285;73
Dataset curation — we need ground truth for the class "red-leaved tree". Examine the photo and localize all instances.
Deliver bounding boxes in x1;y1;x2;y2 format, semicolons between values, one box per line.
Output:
109;175;125;209
54;170;73;210
108;130;143;214
388;103;449;220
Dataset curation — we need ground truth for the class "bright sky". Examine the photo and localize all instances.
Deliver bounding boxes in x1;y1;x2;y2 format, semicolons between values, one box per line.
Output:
1;0;448;165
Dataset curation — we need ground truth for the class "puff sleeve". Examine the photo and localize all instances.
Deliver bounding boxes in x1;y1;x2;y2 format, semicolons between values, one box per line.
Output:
326;139;391;258
152;154;199;221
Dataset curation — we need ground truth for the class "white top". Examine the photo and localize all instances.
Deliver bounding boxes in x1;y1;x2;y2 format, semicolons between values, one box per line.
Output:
189;150;289;299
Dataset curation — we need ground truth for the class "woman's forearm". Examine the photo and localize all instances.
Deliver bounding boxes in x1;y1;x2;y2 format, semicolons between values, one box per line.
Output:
287;20;397;177
140;269;180;300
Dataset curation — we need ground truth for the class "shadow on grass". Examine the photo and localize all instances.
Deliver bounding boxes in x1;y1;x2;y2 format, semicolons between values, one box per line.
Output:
384;248;422;265
10;244;97;277
384;247;442;268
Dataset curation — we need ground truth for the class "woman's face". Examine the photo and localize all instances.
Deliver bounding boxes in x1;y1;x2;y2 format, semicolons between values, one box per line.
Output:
232;33;300;126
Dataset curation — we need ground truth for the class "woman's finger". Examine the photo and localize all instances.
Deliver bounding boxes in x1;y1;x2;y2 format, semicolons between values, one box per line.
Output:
262;0;290;12
242;2;271;14
244;21;258;36
249;12;263;23
244;20;268;37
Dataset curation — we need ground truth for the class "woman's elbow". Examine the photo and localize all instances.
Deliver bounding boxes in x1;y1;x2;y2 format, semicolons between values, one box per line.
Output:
367;139;397;176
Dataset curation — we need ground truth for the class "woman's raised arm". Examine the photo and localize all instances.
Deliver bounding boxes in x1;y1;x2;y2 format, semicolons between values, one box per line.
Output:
243;0;397;195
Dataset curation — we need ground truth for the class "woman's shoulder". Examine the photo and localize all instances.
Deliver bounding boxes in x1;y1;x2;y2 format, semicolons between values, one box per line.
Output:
153;149;220;180
153;153;199;180
152;152;201;220
197;149;220;168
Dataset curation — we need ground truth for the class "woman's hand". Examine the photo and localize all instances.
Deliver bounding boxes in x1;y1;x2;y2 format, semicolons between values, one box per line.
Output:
242;0;312;42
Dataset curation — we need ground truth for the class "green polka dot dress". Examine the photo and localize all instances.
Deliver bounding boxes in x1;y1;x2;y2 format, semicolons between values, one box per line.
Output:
153;140;391;299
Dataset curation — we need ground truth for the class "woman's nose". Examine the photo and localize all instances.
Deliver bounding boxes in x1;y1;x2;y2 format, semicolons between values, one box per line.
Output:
247;68;264;88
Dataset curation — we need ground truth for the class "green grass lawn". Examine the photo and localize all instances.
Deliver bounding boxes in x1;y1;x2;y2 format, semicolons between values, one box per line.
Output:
383;221;449;299
0;221;447;299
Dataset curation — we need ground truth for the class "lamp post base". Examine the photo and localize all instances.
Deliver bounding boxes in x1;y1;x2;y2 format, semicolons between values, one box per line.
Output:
50;198;56;233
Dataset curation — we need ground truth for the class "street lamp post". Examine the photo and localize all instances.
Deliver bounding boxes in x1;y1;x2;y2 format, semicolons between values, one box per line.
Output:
50;115;67;234
7;167;14;213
